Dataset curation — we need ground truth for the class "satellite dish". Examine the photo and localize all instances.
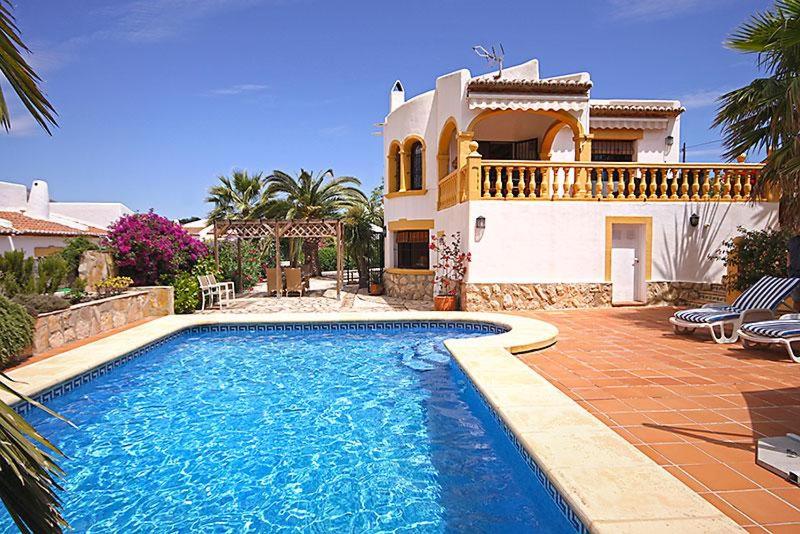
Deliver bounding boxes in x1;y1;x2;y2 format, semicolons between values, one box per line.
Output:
473;44;505;79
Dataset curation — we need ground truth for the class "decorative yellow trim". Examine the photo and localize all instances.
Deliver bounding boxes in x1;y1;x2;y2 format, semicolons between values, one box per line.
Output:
604;216;653;282
385;189;428;199
467;108;585;138
385;268;434;275
591;128;644;140
387;218;435;232
438;117;459;181
386;141;402;193
540;121;569;160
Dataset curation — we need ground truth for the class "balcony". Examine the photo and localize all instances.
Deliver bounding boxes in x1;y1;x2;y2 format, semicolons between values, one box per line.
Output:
437;156;772;210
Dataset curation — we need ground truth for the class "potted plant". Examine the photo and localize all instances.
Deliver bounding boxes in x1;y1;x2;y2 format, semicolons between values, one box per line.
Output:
430;232;471;311
369;270;384;296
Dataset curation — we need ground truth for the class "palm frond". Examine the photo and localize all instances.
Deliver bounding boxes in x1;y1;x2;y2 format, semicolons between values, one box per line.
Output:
0;0;57;134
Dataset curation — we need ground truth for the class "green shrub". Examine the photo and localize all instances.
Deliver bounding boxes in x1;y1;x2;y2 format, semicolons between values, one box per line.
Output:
216;239;266;291
65;278;87;304
12;294;70;316
318;246;337;272
172;272;200;314
711;226;791;291
35;254;68;294
60;237;100;279
0;295;34;367
0;250;34;296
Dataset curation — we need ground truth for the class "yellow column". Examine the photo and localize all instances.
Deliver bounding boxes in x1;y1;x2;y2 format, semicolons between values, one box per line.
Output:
457;131;475;169
573;134;593;199
466;141;483;200
398;149;407;192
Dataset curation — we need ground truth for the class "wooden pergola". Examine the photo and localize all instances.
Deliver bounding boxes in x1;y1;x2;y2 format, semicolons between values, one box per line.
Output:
213;218;344;299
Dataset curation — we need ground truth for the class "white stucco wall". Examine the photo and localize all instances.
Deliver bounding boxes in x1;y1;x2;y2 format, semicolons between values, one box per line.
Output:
462;201;777;285
50;203;132;229
0;235;74;257
0;181;28;209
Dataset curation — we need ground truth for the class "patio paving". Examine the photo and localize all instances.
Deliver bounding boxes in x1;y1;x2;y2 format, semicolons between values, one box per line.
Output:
201;277;433;313
515;306;800;533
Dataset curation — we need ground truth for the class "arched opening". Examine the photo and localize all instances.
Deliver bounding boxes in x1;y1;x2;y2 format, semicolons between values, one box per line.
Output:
437;118;458;181
387;141;402;193
467;109;585;162
401;135;425;191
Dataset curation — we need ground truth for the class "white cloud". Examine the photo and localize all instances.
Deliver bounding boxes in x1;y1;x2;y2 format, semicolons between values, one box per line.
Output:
209;83;270;96
680;88;728;110
318;125;348;136
607;0;721;21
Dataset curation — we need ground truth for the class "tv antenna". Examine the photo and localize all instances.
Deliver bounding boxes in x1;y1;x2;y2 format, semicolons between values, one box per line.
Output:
473;44;505;79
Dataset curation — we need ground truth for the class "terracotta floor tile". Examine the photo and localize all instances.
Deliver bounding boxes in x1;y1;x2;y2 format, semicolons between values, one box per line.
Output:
681;463;759;491
514;306;800;532
649;442;719;466
700;492;758;527
720;490;800;524
663;465;709;493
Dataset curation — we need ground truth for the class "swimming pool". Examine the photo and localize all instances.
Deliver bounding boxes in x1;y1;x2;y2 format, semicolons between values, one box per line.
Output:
6;322;579;532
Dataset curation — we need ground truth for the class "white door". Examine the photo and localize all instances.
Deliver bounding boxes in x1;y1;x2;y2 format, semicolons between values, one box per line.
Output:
611;224;645;303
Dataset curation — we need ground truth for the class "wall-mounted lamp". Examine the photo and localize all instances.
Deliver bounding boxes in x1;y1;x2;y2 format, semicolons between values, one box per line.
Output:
689;213;700;228
665;135;674;147
476;216;486;229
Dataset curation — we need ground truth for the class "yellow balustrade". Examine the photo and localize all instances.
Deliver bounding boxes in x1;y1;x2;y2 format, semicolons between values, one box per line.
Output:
436;159;769;210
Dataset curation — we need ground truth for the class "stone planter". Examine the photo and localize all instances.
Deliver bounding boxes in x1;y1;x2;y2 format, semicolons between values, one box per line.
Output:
31;286;174;355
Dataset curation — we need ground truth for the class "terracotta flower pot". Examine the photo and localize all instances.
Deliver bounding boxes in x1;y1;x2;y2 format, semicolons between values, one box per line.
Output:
369;283;384;296
434;295;457;311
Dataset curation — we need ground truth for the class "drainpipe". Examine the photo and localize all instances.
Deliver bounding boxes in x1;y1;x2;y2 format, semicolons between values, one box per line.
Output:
6;236;14;251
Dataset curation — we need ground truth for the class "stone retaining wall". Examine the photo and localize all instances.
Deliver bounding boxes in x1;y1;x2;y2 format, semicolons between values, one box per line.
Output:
32;286;174;354
462;281;727;311
384;271;434;301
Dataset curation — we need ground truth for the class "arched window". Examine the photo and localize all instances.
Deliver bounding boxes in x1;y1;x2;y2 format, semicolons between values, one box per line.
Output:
409;141;423;190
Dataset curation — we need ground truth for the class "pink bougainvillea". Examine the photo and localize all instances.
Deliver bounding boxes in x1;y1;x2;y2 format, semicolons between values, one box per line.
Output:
105;211;208;285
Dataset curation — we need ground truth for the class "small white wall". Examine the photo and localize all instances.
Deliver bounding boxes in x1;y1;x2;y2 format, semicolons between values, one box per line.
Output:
50;203;132;229
464;201;778;284
0;181;28;209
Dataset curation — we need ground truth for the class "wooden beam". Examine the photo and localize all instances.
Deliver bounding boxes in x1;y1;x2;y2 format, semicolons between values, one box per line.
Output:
275;221;282;299
336;220;343;299
213;221;219;272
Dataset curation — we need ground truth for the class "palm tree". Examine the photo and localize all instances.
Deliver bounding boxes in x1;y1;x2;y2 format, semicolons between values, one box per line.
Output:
0;3;68;532
343;187;384;288
713;0;800;224
206;170;284;222
266;169;364;275
0;1;57;134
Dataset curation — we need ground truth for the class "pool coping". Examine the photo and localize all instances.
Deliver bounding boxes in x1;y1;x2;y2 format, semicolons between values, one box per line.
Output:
1;311;742;533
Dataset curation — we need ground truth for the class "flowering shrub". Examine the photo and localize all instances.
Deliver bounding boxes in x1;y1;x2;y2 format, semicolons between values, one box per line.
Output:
710;226;791;291
106;212;208;285
96;276;133;296
429;232;471;296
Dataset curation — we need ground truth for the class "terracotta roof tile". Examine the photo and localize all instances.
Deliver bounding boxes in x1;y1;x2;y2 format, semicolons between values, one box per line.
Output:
0;211;107;237
468;78;592;95
590;103;685;118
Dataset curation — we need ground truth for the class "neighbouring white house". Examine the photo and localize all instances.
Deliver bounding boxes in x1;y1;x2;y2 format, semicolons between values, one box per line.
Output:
381;58;778;309
0;180;133;257
181;218;215;241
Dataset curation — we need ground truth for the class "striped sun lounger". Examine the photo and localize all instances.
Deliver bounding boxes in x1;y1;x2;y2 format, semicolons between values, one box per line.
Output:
738;314;800;363
669;276;800;344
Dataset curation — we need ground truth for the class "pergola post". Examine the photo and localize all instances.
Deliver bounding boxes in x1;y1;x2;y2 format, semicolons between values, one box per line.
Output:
236;238;242;291
275;221;282;299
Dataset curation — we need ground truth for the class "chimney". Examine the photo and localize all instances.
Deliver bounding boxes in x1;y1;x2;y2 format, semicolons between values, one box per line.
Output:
27;180;50;219
390;80;405;113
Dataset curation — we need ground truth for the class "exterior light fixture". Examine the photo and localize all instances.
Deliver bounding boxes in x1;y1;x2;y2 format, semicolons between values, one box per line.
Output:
476;216;486;229
665;135;674;147
689;213;700;227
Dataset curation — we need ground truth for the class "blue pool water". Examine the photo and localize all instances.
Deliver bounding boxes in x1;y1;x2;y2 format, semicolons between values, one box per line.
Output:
8;325;577;533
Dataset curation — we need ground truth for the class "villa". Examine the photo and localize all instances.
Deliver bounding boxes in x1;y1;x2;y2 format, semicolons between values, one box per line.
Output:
381;59;776;308
0;179;132;257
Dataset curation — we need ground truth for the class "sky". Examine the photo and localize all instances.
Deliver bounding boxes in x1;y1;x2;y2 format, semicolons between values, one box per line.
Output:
0;0;775;219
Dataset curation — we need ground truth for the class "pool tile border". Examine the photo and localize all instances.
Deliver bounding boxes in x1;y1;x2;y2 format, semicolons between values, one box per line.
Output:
1;312;741;533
